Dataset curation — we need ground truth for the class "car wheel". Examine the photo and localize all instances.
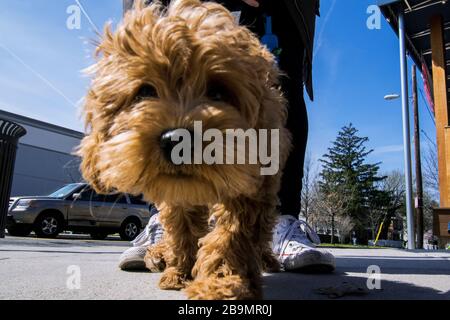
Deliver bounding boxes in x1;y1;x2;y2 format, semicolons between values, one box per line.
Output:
7;225;32;237
119;218;140;241
34;213;62;238
90;232;109;240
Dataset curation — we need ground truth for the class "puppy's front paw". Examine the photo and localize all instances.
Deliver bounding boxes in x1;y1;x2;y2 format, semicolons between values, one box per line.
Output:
144;243;166;272
159;267;188;290
185;276;259;300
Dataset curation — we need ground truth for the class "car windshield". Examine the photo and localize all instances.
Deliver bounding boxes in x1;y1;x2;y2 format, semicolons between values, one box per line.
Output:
48;184;83;198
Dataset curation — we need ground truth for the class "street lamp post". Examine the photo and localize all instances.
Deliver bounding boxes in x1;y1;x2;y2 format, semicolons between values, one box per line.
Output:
385;90;415;250
398;11;415;250
383;10;417;250
385;68;425;251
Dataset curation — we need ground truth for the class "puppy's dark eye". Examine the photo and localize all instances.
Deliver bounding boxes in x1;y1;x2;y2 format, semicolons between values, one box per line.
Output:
207;83;231;102
134;84;158;101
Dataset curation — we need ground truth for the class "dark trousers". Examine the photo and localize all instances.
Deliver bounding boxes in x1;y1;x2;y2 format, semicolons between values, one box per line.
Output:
240;2;308;217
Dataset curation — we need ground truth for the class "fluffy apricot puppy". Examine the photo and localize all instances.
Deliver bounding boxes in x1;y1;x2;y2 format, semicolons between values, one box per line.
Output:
78;0;291;299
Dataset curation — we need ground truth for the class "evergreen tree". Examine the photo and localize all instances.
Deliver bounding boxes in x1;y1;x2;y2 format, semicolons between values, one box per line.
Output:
319;124;386;234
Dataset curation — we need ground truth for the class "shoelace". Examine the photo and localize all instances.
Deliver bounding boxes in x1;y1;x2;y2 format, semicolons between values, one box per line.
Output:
298;220;321;245
131;225;150;247
132;215;164;247
278;219;321;258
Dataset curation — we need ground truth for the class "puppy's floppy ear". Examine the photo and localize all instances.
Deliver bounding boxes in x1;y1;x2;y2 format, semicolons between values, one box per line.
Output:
76;114;109;194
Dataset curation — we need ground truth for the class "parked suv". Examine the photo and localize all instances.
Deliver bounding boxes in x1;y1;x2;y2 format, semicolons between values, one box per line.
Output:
7;183;151;241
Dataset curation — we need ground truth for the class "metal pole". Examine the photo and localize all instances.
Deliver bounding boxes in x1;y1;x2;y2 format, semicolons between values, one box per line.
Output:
412;66;424;249
398;11;415;249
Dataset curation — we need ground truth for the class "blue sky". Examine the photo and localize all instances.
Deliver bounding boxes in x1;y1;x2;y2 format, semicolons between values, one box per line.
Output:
0;0;437;174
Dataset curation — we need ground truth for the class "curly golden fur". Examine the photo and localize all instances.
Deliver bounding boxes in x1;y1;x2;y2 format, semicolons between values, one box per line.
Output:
78;0;291;299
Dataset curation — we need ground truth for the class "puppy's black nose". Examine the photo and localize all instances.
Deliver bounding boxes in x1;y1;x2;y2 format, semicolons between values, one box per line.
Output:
160;129;192;164
160;130;180;162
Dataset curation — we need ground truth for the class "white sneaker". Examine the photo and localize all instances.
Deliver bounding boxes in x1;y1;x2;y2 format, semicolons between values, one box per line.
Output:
119;213;336;272
118;246;149;270
118;213;163;270
272;215;336;273
131;213;164;247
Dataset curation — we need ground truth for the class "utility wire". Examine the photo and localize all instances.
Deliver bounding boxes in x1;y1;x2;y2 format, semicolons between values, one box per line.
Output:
0;1;101;112
419;88;436;125
0;43;77;108
421;129;437;148
75;0;101;35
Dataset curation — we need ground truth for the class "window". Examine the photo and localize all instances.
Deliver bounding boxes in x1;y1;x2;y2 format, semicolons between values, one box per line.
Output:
48;184;83;198
103;193;127;204
129;194;147;205
78;188;93;201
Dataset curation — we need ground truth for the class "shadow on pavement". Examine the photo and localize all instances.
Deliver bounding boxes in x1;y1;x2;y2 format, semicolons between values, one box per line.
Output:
263;272;450;300
336;256;450;276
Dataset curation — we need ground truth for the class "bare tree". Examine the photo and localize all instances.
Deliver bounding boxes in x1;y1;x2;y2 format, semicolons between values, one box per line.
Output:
369;170;405;240
423;144;439;197
308;182;328;232
366;205;384;240
423;190;439;232
313;187;347;244
308;182;325;229
335;215;355;244
381;170;406;210
300;152;318;223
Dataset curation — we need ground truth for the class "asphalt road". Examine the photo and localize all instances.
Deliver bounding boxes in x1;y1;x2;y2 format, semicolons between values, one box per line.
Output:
0;235;449;300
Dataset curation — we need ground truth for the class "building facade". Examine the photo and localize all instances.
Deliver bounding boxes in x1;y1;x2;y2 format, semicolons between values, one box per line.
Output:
0;110;84;197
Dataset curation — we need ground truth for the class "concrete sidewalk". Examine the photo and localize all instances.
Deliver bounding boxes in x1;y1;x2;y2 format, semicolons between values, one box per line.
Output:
0;236;449;300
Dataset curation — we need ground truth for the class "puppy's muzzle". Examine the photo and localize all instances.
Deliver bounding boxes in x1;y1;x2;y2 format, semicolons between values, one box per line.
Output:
160;129;194;164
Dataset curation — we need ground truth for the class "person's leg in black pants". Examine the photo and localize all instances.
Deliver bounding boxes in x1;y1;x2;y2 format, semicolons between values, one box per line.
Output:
272;4;308;218
276;39;308;218
245;3;334;272
239;3;308;217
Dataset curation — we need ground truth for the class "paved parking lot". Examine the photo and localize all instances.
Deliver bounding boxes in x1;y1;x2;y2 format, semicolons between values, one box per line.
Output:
0;235;449;300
